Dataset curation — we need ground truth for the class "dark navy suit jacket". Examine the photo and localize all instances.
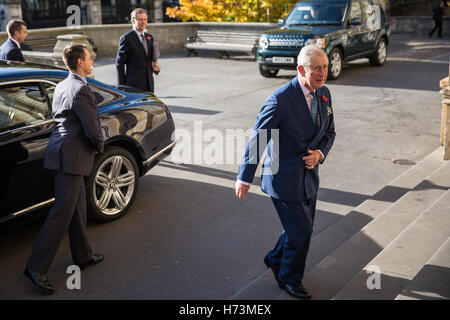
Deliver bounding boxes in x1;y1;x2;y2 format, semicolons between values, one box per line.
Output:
115;29;156;92
44;73;104;176
237;77;336;202
0;38;24;62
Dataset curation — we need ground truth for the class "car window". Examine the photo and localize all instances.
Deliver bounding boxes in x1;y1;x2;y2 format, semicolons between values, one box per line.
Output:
362;0;380;28
348;1;363;24
0;83;52;132
88;84;120;107
285;2;348;26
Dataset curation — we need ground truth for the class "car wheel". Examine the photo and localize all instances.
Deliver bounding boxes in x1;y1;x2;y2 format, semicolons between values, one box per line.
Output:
328;48;342;80
369;38;387;66
86;146;139;222
259;64;279;78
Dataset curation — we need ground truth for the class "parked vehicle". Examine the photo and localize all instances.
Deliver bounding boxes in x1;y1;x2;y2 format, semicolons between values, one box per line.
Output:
257;0;391;79
0;61;176;224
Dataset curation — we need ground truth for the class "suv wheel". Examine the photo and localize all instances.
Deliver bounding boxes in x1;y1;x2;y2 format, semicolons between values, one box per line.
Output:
259;64;279;78
369;38;387;66
86;146;139;222
328;48;342;80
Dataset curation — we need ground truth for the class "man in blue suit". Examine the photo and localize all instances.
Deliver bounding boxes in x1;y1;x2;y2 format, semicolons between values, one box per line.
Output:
0;19;27;62
116;8;160;93
236;45;336;299
24;44;104;294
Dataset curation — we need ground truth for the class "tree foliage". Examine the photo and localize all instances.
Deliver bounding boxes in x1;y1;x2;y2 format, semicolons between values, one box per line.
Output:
166;0;299;22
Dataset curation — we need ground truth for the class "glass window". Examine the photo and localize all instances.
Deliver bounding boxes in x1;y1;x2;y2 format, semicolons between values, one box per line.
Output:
349;1;362;23
88;84;120;107
0;83;52;132
285;2;349;26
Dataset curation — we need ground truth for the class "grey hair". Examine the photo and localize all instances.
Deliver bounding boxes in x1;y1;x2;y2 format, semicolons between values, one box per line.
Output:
297;44;328;68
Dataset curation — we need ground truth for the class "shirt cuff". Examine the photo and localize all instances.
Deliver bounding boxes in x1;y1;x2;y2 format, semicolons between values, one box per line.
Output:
237;179;251;186
317;150;324;162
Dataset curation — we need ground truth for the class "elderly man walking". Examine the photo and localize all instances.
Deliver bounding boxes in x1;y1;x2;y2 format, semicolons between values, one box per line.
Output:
236;44;336;299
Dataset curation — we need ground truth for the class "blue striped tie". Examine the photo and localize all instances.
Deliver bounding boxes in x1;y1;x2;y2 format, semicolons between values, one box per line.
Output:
309;91;318;128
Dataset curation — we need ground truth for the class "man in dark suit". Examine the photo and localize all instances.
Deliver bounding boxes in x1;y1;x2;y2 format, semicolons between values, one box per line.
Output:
24;44;105;294
115;8;160;93
429;0;448;38
236;45;336;299
0;19;27;62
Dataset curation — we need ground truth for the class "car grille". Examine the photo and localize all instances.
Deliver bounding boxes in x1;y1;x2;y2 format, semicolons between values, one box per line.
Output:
269;36;304;48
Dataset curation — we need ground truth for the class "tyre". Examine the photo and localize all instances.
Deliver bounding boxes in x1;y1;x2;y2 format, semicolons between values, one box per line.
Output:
259;64;279;78
327;48;342;80
86;146;139;222
369;38;387;66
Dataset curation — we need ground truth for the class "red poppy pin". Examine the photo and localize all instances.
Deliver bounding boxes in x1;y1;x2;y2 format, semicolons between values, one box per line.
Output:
322;95;328;102
146;36;151;41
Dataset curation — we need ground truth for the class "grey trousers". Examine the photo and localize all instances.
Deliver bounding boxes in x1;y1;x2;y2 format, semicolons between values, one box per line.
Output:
26;171;93;273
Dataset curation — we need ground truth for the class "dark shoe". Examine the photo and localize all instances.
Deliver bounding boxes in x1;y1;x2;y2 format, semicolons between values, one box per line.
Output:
263;256;279;279
79;253;104;270
277;280;311;300
23;267;55;294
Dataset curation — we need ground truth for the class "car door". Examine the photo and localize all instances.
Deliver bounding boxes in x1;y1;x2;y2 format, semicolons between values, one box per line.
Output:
345;0;366;56
0;80;57;222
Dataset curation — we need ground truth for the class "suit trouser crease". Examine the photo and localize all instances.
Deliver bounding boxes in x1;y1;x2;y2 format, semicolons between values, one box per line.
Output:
267;197;316;287
26;172;93;274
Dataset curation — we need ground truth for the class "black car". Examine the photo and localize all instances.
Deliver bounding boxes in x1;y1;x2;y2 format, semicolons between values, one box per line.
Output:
0;62;176;225
257;0;391;79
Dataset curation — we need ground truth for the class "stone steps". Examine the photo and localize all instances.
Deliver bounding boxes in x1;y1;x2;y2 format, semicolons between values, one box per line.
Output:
229;147;450;300
303;159;450;300
333;189;450;299
395;237;450;300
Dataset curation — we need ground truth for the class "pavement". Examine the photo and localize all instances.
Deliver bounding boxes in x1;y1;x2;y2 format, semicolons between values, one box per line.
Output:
0;34;448;300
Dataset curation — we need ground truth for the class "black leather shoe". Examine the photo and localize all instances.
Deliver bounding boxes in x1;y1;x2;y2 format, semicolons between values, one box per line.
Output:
263;256;279;279
278;280;311;300
23;267;55;294
79;253;104;270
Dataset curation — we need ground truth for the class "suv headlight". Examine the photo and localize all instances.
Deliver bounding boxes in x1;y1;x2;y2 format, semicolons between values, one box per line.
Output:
306;37;326;48
259;35;269;49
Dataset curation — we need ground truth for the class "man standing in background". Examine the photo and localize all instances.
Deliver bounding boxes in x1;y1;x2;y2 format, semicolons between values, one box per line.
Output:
116;8;161;93
0;19;28;62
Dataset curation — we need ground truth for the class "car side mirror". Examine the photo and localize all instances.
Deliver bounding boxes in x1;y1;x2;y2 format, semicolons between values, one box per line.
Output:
278;18;284;26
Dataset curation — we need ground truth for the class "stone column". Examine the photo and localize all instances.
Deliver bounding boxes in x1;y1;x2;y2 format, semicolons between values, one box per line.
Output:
81;0;102;25
53;34;97;78
440;60;450;160
0;0;22;31
154;0;163;23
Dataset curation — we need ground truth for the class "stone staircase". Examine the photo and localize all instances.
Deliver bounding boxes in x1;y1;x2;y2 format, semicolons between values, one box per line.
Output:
230;147;450;300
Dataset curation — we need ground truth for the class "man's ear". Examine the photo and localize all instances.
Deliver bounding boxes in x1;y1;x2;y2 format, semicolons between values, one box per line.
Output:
297;65;306;76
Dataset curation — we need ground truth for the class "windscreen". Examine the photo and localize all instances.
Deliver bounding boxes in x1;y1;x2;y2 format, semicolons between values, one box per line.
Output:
284;2;349;26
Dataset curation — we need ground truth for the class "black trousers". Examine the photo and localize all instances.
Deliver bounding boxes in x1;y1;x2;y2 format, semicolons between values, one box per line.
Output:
26;171;93;273
429;18;443;37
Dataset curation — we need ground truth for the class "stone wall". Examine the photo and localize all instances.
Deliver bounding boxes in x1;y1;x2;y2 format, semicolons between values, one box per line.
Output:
1;18;446;58
0;22;277;58
391;16;450;35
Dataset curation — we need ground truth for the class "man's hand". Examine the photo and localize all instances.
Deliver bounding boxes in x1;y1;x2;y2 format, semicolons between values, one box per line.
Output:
152;61;161;74
235;181;250;200
302;149;322;170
